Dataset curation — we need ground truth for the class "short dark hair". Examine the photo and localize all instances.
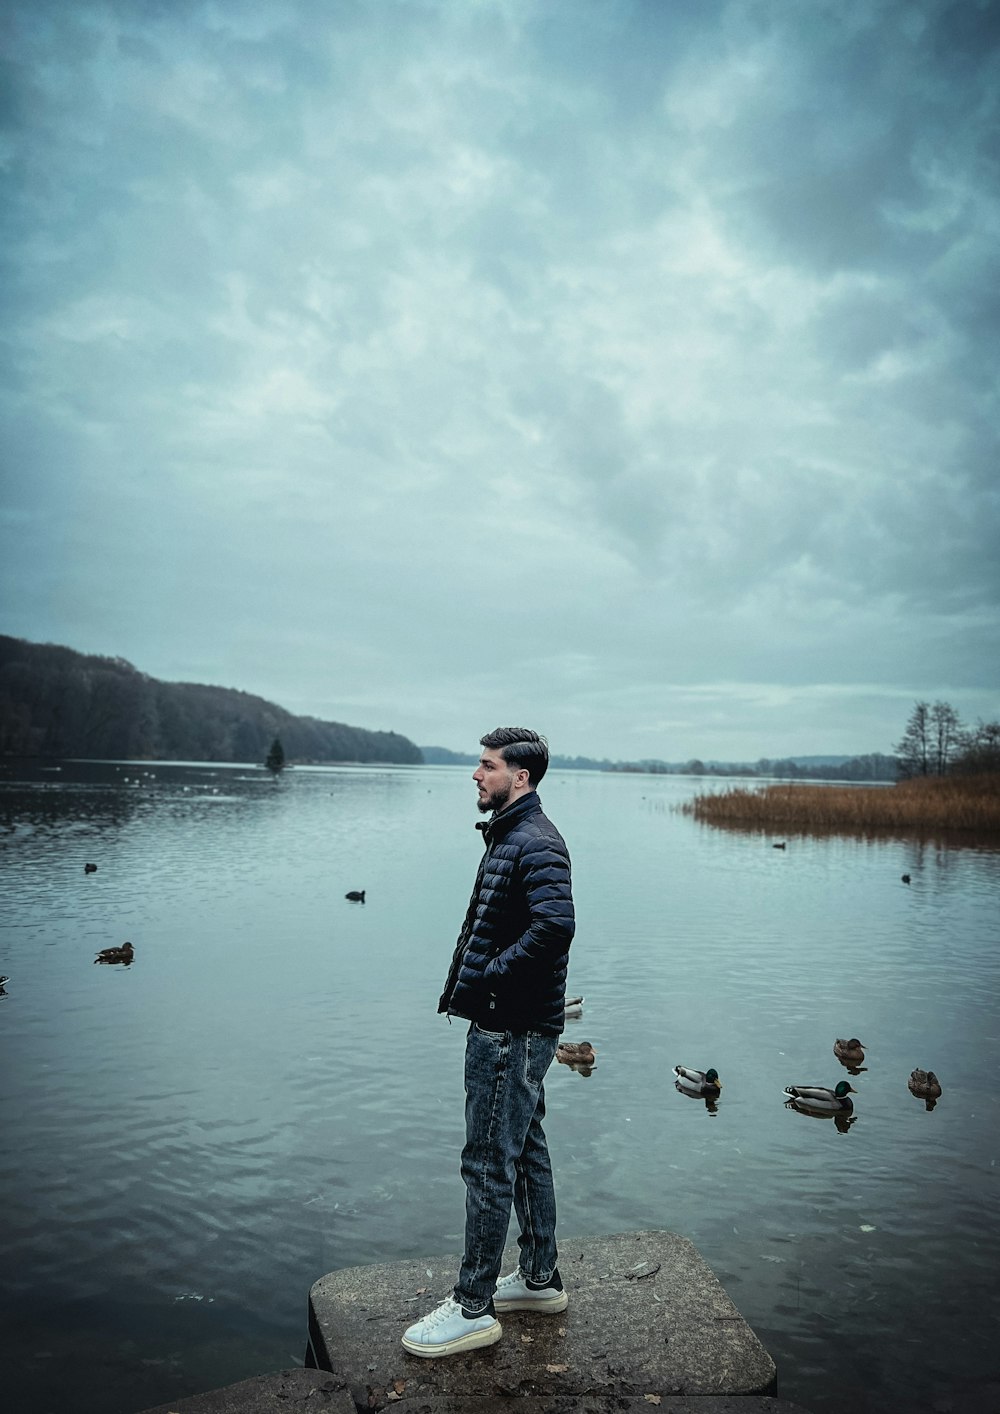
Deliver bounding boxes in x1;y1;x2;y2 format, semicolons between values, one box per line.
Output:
480;727;550;786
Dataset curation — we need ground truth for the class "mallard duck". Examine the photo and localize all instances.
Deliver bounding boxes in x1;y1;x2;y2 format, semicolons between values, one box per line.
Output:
557;1040;596;1065
564;995;584;1018
94;941;134;965
344;890;365;903
673;1065;721;1098
833;1037;866;1066
784;1081;857;1112
908;1069;942;1100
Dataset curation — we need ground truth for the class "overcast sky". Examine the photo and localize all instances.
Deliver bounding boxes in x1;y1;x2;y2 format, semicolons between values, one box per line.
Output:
2;0;998;762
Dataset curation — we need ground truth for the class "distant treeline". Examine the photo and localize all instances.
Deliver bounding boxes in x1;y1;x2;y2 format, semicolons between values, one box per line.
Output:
0;636;423;766
421;745;624;772
613;753;902;781
421;744;901;781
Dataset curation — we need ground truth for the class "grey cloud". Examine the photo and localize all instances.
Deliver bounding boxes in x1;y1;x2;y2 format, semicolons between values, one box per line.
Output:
1;0;997;761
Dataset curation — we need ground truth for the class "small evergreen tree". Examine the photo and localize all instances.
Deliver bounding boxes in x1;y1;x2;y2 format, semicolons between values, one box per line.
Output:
265;736;286;772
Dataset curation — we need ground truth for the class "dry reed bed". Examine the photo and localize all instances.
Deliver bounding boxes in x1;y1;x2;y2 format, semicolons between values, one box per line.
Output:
680;774;1000;833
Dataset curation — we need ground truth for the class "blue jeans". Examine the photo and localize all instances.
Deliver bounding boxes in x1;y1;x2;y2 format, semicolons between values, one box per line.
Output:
455;1022;560;1313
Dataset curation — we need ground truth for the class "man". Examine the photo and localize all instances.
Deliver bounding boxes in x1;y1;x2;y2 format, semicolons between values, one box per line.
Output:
401;727;576;1358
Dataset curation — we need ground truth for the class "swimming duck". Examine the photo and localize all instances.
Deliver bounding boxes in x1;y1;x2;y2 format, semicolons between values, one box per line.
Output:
344;890;366;903
784;1081;857;1112
557;1040;596;1064
908;1069;942;1100
564;995;584;1018
84;862;97;873
673;1065;721;1099
833;1038;866;1066
94;941;134;965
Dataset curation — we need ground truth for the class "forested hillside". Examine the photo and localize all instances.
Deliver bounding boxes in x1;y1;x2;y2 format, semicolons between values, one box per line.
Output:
0;636;422;765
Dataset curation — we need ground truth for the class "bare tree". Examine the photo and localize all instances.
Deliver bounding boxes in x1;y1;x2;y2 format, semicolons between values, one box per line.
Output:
895;701;932;777
955;718;1000;774
930;700;962;775
896;700;967;776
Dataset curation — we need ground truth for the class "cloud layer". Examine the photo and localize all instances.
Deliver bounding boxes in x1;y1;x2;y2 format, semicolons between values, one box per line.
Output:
2;0;998;759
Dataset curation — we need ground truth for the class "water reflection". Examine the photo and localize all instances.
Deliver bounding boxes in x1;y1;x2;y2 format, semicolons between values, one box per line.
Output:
784;1098;858;1135
674;1087;720;1116
688;814;1000;855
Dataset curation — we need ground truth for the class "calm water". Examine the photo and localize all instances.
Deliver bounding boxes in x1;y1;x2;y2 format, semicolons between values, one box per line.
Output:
1;760;998;1414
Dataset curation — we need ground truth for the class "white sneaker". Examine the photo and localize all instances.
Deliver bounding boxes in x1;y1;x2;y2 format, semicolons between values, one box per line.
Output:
493;1267;568;1313
401;1296;502;1358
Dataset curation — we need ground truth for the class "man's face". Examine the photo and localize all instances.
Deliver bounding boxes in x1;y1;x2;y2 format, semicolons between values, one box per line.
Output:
473;747;519;815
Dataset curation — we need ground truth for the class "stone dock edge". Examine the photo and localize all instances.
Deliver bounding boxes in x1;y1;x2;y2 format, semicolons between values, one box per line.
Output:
139;1230;815;1414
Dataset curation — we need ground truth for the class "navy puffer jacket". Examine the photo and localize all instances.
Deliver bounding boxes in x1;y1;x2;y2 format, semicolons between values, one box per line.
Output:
438;792;575;1035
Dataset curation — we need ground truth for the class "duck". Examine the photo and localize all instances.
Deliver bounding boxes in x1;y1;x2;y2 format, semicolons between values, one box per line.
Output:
907;1069;942;1101
772;842;786;850
564;995;584;1018
344;890;366;903
84;862;97;873
901;874;911;884
784;1081;857;1112
94;941;134;965
557;1040;596;1066
673;1065;722;1099
833;1037;866;1066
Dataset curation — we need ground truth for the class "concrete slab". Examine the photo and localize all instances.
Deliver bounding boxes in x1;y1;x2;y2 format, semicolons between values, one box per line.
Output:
308;1230;779;1410
362;1401;811;1414
137;1367;354;1414
139;1381;815;1414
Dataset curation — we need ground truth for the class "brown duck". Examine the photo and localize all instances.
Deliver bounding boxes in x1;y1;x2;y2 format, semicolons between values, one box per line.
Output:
94;941;134;965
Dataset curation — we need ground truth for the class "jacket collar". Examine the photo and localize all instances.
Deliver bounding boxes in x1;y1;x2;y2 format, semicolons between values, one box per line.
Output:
476;790;541;845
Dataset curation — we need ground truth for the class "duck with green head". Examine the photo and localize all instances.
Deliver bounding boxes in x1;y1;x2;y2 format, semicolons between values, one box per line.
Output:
674;1065;722;1099
784;1081;857;1113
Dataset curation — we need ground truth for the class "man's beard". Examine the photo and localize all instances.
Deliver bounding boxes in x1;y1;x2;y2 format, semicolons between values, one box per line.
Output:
477;780;513;814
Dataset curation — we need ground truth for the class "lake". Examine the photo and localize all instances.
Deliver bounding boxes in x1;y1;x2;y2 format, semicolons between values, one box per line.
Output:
1;759;998;1414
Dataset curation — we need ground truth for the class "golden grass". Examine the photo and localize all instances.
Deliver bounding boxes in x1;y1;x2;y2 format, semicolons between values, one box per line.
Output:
679;773;1000;836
